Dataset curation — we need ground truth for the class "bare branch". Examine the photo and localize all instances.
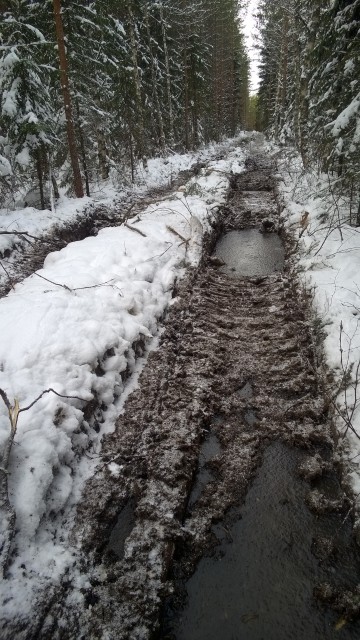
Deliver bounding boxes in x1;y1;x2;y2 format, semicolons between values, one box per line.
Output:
0;385;87;575
0;260;15;291
19;388;87;413
124;222;147;237
330;322;360;442
0;392;20;576
34;272;72;291
145;242;173;262
33;272;120;293
0;388;11;411
0;230;44;244
166;225;188;243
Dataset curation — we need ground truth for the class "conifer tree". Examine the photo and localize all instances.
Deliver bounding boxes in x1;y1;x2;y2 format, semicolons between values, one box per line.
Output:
0;0;55;206
53;0;84;198
0;0;250;204
257;0;360;210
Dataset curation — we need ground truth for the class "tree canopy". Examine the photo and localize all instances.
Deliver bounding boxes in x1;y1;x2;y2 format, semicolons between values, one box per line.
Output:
0;0;250;203
257;0;360;204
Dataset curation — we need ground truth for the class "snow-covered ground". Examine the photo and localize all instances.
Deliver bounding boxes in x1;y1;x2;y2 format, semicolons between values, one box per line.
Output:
0;135;250;622
0;135;250;282
277;150;360;509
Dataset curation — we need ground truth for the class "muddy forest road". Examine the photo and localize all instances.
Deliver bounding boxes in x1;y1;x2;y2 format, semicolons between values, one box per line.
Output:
31;155;360;640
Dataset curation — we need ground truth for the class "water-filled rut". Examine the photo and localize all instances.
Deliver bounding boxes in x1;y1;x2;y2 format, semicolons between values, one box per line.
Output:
214;229;284;277
159;161;360;639
162;442;360;640
26;154;360;640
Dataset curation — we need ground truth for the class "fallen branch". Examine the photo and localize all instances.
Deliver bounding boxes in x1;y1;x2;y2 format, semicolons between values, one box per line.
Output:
0;389;20;576
166;225;188;243
124;222;147;237
326;322;360;444
19;387;86;413
34;272;72;291
123;201;137;220
284;393;311;414
204;168;229;176
340;492;360;529
0;230;43;245
330;397;360;441
145;242;173;262
34;272;121;294
337;322;360;439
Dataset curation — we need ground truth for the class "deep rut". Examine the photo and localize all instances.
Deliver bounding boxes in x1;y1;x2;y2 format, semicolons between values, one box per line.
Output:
27;156;360;640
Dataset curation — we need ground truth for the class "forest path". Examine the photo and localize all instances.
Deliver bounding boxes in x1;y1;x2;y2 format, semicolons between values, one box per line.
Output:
28;154;360;639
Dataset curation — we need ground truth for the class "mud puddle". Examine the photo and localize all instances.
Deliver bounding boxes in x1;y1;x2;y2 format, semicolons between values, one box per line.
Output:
108;499;136;559
160;443;360;640
214;229;284;277
188;433;221;510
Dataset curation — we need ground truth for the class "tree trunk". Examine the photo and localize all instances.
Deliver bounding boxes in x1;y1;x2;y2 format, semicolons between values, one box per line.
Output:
127;0;145;159
129;130;135;183
144;4;166;151
183;46;190;149
274;13;289;139
51;174;60;200
53;0;84;198
36;147;45;210
75;99;90;196
356;198;360;228
98;134;109;180
300;4;321;168
159;2;175;145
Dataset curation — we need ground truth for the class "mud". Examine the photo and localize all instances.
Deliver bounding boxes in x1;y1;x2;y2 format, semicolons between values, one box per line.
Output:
7;151;360;640
161;443;360;640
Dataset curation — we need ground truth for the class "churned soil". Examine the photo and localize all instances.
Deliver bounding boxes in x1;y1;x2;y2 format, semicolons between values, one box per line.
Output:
13;154;360;640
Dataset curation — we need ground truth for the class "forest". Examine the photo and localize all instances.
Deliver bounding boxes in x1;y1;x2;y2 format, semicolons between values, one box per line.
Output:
0;0;250;206
2;1;360;637
256;0;360;221
1;1;359;214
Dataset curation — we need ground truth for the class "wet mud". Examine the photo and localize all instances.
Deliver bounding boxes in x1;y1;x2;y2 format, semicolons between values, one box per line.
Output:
14;152;360;640
161;443;360;640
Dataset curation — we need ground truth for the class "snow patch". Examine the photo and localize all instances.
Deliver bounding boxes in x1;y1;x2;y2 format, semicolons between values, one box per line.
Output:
277;146;360;513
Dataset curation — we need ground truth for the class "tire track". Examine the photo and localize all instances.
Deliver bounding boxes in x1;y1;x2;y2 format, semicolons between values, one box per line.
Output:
23;156;359;640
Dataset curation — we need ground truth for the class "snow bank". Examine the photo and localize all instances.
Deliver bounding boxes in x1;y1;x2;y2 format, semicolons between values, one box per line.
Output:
277;150;360;504
0;138;248;621
0;134;242;269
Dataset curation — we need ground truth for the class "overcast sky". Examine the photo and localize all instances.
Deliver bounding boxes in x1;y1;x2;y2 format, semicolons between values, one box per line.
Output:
242;0;260;95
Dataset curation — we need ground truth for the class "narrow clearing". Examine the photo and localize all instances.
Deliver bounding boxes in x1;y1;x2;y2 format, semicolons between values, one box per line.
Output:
11;154;360;639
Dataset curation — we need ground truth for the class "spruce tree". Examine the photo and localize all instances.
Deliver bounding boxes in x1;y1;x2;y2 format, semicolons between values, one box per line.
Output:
0;0;55;206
